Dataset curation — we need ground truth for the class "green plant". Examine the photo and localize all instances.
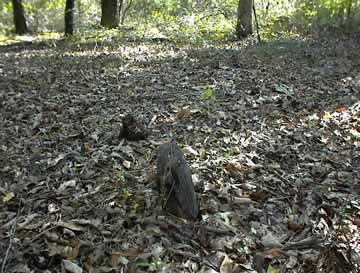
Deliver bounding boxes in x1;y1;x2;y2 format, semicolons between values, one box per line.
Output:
224;147;236;160
201;86;216;102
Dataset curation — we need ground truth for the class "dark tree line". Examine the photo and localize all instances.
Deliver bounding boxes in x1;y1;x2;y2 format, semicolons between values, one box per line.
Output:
236;0;253;38
11;0;122;35
65;0;74;35
12;0;28;34
101;0;119;29
11;0;254;38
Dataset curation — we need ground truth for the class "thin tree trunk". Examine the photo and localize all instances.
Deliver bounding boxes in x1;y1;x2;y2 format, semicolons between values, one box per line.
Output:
77;0;81;30
236;0;253;39
253;3;261;43
345;0;353;32
119;0;124;24
101;0;119;29
180;0;189;14
12;0;28;34
121;0;133;25
65;0;74;35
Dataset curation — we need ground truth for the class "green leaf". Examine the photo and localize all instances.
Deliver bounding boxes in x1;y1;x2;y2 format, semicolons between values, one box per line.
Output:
273;83;294;95
201;87;216;101
267;264;280;273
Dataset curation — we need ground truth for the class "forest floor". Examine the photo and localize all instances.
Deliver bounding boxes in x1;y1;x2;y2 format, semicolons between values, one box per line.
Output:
0;34;360;273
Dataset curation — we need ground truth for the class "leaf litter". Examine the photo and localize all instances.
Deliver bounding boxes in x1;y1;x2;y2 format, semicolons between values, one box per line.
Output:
0;36;359;273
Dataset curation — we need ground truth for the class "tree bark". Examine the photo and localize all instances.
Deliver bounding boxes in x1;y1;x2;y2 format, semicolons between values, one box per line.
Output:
101;0;119;29
236;0;253;38
12;0;28;34
119;0;124;24
180;0;189;14
65;0;74;35
345;0;353;32
120;0;133;25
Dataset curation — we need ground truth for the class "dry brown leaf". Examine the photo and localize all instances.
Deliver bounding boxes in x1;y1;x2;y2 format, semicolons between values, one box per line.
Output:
220;255;234;273
335;106;346;113
352;218;360;227
112;248;144;259
66;239;81;260
176;109;192;120
263;248;284;260
249;191;269;202
224;163;251;177
82;143;91;154
287;221;305;232
111;253;127;267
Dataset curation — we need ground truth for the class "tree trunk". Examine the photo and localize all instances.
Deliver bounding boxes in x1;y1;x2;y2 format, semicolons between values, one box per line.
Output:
119;0;124;24
120;0;133;25
101;0;119;29
180;0;189;14
345;0;353;32
65;0;74;35
236;0;253;38
12;0;28;34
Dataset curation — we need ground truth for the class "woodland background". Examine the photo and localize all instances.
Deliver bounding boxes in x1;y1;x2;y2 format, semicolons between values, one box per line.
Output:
1;0;360;40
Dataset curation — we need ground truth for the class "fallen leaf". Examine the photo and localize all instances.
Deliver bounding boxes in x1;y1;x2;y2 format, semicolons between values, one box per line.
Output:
47;154;66;168
267;264;280;273
220;255;234;273
232;197;252;204
352;218;360;227
2;192;15;202
176;109;192;120
335;106;345;113
183;145;198;156
112;248;144;260
250;191;269;202
263;248;283;260
322;112;332;120
224;163;250;177
123;160;131;169
111;252;129;267
261;232;283;248
48;203;60;214
66;239;81;260
62;259;83;273
58;179;77;192
56;221;86;232
287;221;305;232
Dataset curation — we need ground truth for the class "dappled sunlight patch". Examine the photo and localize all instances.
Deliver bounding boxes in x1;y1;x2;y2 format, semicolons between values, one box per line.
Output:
299;101;360;147
0;32;62;46
0;34;17;45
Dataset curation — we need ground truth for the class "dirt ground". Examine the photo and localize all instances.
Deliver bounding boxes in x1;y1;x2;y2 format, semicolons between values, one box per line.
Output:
0;35;359;272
